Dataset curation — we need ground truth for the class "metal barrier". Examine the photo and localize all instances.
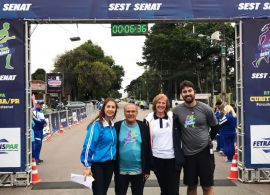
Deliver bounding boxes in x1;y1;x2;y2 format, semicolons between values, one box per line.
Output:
43;103;94;138
0;104;94;187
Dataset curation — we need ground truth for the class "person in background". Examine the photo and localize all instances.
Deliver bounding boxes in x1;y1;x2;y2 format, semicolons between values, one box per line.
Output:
173;80;219;195
214;100;223;152
31;120;35;158
144;94;184;195
218;105;237;162
80;97;118;195
32;100;47;164
114;103;151;195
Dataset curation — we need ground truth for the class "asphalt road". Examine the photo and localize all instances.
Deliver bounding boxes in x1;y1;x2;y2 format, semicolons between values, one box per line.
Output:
0;102;269;195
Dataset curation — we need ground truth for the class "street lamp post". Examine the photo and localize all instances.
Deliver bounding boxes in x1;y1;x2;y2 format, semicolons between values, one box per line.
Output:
198;31;222;104
220;42;226;102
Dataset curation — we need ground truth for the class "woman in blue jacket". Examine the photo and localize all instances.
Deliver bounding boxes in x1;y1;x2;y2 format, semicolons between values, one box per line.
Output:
219;105;237;162
81;97;118;195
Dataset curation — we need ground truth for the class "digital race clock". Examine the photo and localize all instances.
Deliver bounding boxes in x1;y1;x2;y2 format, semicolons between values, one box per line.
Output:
111;23;148;36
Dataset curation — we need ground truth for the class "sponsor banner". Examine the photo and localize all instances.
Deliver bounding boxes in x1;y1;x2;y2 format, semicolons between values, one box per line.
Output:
59;111;68;128
77;109;81;121
50;112;60;132
68;110;73;126
0;128;21;167
243;19;270;168
250;125;270;164
1;1;270;20
46;73;63;93
0;20;26;171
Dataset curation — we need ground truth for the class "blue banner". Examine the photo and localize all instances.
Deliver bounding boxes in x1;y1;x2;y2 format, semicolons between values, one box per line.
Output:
0;20;25;171
0;0;270;20
76;109;81;121
243;19;270;168
50;112;60;132
59;111;68;128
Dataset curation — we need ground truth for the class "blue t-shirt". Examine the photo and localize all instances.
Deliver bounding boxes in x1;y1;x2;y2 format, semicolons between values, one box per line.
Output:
119;121;142;174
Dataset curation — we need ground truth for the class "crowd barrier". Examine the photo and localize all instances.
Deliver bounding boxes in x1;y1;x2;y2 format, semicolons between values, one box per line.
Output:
42;104;95;139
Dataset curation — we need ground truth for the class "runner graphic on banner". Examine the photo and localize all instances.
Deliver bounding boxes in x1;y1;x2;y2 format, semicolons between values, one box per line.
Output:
0;20;25;172
243;19;270;168
0;22;16;69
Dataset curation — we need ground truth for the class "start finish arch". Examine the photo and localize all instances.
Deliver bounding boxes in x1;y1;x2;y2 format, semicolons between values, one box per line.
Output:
0;0;270;186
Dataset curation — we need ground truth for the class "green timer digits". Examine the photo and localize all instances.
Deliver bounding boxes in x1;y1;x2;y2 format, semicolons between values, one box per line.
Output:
111;23;148;36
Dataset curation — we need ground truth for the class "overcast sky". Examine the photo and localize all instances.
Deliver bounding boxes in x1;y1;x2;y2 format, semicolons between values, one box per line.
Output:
30;24;146;96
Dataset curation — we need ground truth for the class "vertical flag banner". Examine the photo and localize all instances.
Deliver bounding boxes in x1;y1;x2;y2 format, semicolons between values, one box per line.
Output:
51;113;60;132
0;20;26;171
243;19;270;168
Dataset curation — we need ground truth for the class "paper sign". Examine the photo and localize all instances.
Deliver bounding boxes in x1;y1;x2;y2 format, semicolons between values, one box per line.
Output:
70;173;94;189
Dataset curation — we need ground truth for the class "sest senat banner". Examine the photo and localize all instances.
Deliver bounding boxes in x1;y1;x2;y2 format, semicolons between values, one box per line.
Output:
1;1;270;20
0;20;26;171
243;19;270;168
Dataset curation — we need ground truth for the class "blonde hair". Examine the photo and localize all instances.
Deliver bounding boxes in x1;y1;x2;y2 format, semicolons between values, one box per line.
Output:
223;105;236;117
152;94;170;113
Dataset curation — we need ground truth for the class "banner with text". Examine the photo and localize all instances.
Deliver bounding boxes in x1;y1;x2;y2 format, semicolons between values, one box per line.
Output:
1;1;270;20
0;20;26;171
243;19;270;168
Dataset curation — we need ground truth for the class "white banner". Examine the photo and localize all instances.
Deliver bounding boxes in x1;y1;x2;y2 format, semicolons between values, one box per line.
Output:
250;125;270;164
0;128;21;167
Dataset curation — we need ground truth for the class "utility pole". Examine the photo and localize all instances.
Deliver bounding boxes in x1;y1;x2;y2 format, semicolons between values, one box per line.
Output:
220;40;226;102
211;62;215;106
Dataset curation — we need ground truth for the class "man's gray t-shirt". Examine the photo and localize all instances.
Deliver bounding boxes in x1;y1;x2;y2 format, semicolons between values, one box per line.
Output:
173;101;218;156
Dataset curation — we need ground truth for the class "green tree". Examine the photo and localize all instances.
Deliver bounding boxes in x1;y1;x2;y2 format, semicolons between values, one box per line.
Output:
139;22;235;101
53;40;124;100
125;68;160;101
74;61;116;99
32;68;46;81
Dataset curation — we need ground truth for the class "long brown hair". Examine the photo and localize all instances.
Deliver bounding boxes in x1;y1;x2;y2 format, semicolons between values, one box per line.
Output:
92;97;118;126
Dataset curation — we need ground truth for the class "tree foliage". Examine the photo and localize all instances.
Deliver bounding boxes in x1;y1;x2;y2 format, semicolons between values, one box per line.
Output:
125;68;160;102
135;22;235;101
32;68;46;81
53;40;124;100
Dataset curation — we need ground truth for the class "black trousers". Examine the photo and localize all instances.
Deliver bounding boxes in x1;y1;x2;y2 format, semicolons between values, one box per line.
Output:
91;161;114;195
153;157;181;195
115;173;145;195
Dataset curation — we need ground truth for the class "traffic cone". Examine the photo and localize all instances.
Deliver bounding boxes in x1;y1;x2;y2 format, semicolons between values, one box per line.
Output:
59;124;65;134
32;158;41;184
227;146;238;180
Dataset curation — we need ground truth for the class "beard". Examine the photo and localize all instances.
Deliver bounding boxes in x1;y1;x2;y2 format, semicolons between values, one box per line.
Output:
183;95;195;104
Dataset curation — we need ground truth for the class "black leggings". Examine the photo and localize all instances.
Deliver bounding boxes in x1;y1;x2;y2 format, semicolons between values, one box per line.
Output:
91;161;114;195
153;157;181;195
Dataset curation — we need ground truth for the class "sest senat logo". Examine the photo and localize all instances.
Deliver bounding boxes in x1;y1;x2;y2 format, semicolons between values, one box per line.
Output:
253;138;270;153
2;3;32;11
0;138;19;154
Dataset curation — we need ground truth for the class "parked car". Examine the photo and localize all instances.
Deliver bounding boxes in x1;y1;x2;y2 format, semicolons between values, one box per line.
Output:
139;100;149;110
135;100;140;106
128;98;135;103
65;101;86;110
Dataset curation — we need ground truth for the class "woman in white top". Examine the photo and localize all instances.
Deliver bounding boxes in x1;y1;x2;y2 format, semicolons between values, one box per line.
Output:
144;94;184;195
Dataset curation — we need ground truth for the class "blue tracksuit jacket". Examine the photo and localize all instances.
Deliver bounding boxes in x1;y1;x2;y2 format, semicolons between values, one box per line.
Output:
80;119;116;167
